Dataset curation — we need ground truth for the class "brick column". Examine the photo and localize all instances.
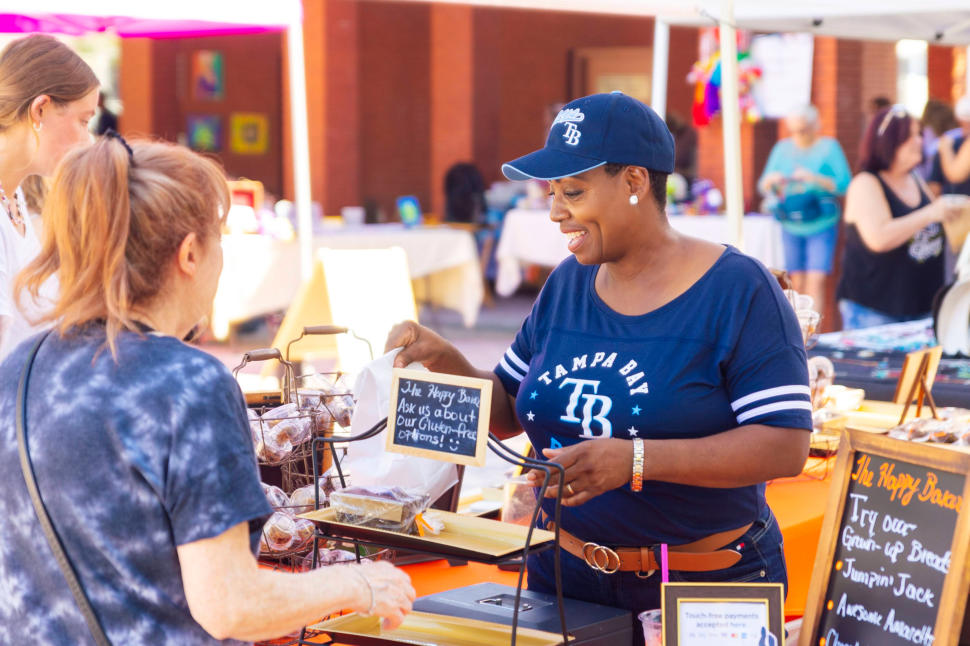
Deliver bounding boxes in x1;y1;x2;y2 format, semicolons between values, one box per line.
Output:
283;0;360;211
118;39;153;136
929;45;960;104
430;4;474;219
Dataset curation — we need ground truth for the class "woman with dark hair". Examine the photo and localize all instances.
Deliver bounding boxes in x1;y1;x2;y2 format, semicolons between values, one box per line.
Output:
836;106;965;329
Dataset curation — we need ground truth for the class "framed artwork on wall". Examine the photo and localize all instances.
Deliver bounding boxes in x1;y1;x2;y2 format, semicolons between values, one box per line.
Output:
191;50;224;101
187;114;222;152
229;112;269;155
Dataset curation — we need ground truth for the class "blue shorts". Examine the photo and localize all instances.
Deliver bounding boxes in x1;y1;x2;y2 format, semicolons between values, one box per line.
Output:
781;225;838;274
527;505;787;646
838;299;928;331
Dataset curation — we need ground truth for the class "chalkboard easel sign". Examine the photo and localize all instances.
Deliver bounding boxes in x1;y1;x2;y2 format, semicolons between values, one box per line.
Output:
386;368;492;467
800;429;970;646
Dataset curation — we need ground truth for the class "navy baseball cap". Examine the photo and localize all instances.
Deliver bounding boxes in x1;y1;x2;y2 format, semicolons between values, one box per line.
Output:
502;91;675;181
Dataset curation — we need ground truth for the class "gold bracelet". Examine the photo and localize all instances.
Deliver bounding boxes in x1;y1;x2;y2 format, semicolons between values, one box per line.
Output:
631;438;644;492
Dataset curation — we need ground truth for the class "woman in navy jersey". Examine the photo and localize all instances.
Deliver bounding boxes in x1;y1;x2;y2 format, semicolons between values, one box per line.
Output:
837;105;967;330
387;92;811;645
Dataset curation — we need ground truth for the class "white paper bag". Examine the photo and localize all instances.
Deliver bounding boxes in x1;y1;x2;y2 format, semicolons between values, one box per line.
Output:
344;348;459;504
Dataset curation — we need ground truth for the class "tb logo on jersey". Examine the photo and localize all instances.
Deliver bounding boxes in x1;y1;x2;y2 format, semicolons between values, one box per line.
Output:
559;378;612;437
562;122;582;146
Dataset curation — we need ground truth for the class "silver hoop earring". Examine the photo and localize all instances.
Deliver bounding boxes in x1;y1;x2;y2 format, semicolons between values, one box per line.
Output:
32;122;41;132
629;194;639;206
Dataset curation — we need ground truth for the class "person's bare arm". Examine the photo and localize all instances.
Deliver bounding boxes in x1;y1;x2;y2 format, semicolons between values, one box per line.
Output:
386;321;522;439
939;136;970;184
528;425;809;505
843;173;943;253
178;522;415;641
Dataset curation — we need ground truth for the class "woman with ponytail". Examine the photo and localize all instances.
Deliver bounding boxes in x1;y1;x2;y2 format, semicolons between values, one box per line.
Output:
0;137;414;644
0;34;99;358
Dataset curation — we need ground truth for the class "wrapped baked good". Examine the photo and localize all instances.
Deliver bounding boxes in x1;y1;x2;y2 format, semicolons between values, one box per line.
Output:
260;512;297;553
261;483;291;510
255;425;293;462
289;484;320;513
330;485;431;534
292;518;316;550
299;547;358;571
301;374;355;428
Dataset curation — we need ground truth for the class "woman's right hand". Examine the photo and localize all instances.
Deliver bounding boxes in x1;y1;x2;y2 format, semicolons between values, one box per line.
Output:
349;561;415;630
929;195;970;223
384;320;463;371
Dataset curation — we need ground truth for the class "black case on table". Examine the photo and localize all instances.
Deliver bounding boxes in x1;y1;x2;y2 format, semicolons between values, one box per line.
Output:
413;582;633;646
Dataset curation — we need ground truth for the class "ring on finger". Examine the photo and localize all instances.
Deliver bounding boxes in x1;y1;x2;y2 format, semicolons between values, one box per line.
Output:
565;482;576;496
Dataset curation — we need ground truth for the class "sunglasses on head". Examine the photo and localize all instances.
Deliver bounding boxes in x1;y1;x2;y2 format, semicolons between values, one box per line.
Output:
877;104;908;136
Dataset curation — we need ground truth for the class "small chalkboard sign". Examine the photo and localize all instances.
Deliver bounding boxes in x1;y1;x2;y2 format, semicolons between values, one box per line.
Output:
800;430;970;646
386;368;492;467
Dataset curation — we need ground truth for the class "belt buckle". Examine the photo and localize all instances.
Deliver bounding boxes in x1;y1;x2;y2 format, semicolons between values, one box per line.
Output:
581;542;620;574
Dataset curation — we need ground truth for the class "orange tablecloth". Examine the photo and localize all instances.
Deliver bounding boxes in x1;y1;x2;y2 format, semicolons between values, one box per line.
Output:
766;457;834;618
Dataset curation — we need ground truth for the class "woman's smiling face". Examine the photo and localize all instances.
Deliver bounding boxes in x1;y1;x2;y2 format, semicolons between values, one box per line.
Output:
548;166;643;265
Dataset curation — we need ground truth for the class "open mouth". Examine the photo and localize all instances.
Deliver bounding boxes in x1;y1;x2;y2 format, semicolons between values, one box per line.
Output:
565;230;587;252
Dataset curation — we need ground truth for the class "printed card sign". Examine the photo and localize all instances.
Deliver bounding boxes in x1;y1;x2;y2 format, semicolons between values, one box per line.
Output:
662;582;785;646
801;430;970;646
386;368;491;467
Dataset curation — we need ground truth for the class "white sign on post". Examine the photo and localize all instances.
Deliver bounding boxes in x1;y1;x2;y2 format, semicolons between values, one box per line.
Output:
750;33;814;119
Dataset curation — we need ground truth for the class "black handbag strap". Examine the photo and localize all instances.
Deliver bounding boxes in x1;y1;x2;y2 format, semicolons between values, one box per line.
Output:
16;331;111;646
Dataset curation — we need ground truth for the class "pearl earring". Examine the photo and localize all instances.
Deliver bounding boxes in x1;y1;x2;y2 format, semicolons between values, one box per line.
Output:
32;122;41;132
629;194;639;206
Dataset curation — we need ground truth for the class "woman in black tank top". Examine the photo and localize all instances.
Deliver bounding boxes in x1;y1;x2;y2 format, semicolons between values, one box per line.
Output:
837;106;962;330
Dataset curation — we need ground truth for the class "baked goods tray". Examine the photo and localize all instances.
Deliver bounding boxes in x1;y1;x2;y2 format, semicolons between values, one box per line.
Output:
299;508;555;563
311;611;564;646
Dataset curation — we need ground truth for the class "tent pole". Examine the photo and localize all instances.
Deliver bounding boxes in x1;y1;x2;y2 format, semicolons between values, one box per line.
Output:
651;18;669;118
286;18;314;280
718;0;745;251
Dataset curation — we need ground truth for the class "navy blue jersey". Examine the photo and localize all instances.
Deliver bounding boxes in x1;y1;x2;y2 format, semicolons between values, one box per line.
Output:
0;325;272;645
495;247;812;546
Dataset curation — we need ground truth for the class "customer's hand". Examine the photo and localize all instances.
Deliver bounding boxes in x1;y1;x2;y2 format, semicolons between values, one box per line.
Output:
790;167;814;183
527;439;634;506
762;172;784;192
348;561;415;630
942;194;970;222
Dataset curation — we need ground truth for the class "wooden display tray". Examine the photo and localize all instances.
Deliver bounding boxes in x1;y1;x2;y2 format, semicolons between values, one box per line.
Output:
844;399;933;434
299;508;555;562
312;611;564;646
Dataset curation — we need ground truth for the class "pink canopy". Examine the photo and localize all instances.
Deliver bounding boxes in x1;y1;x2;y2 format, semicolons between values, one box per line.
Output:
0;14;283;38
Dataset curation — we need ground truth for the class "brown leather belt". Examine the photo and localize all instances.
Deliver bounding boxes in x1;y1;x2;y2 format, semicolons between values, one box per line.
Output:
547;521;751;576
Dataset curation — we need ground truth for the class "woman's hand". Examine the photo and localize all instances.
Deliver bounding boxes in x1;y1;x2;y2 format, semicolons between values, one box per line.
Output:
349;561;416;631
526;439;633;506
384;321;464;372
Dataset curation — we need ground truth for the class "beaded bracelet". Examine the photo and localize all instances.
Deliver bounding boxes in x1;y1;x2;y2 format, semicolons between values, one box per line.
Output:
631;438;644;492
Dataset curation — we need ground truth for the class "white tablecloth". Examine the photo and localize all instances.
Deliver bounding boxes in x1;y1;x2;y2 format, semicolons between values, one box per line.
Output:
212;224;483;339
494;209;785;297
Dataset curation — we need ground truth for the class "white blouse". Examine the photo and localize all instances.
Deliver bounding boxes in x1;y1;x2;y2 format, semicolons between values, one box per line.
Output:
0;189;57;359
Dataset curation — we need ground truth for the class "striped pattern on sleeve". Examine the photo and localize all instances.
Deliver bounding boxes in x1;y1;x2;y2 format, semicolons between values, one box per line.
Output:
731;384;812;426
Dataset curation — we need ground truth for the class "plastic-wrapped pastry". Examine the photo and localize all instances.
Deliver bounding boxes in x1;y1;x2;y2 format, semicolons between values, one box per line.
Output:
292;518;316;550
273;417;312;446
299;547;358;571
255;426;293;462
260;512;297;553
327;376;355;428
248;408;267;445
888;419;930;442
807;356;835;409
289;484;321;513
331;485;431;534
261;483;291;510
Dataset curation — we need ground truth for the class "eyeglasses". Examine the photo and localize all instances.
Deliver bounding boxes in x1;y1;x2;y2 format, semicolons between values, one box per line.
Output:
877;104;908;137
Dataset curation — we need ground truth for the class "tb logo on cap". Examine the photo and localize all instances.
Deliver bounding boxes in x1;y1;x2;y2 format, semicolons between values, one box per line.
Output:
563;123;581;146
553;108;585;147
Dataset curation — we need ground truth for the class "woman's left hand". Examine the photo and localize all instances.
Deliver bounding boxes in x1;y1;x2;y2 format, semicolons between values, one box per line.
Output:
526;439;634;506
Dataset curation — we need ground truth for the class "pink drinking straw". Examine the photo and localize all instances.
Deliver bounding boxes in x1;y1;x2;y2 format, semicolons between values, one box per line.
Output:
661;543;669;583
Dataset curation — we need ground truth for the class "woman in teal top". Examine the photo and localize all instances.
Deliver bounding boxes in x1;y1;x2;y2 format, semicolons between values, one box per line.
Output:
759;104;851;323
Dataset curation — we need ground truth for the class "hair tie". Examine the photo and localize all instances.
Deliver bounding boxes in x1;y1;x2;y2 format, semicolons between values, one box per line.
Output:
104;129;134;164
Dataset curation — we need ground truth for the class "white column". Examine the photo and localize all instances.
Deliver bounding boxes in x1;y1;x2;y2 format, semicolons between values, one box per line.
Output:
651;18;669;118
286;19;314;280
718;0;744;251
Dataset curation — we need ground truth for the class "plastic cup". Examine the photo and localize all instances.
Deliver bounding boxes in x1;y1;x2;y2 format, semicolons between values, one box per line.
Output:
638;608;663;646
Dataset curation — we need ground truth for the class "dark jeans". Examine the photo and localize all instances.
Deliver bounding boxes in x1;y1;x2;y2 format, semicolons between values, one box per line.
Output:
527;505;788;646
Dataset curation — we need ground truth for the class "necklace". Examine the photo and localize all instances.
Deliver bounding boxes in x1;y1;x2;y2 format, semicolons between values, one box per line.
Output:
0;180;24;228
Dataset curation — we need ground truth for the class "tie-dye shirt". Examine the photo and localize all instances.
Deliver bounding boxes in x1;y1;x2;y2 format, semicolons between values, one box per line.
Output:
0;324;272;645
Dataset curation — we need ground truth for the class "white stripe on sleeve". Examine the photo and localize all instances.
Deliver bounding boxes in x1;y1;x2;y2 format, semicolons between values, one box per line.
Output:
736;400;813;424
505;347;530;374
499;356;525;382
731;385;811;412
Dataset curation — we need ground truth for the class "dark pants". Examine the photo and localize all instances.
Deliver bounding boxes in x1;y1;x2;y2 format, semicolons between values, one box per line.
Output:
527;505;788;646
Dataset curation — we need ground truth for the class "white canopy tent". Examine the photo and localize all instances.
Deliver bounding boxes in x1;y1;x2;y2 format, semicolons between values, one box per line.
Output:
404;0;970;250
0;0;315;280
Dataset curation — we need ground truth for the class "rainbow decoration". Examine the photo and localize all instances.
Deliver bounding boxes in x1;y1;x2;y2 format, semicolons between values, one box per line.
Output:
687;33;763;127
